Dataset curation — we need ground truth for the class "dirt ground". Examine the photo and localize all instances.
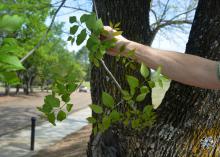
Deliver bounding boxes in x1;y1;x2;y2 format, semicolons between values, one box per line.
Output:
0;91;91;136
0;91;92;157
33;125;92;157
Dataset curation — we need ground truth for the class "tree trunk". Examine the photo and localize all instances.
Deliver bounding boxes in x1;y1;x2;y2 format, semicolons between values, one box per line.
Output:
88;0;154;156
15;84;20;95
146;0;220;156
101;0;220;156
4;84;10;96
23;77;29;95
88;0;220;156
29;76;35;93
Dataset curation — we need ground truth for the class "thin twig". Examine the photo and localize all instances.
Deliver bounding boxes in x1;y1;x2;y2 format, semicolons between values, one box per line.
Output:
100;59;122;91
92;0;99;18
20;0;67;63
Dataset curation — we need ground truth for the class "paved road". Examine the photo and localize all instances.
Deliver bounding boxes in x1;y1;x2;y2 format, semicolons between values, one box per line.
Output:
0;92;91;136
0;108;91;157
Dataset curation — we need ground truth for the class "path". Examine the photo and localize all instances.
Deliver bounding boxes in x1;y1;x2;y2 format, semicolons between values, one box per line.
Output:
33;125;92;157
0;108;91;157
0;92;91;136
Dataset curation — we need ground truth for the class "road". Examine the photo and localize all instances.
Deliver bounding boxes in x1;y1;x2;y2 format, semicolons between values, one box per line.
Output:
0;92;91;136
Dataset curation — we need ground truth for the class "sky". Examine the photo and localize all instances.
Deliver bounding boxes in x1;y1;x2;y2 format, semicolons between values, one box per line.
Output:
49;0;195;53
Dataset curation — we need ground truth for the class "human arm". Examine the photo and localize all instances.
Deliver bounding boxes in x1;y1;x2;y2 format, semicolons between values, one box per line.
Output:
103;26;220;89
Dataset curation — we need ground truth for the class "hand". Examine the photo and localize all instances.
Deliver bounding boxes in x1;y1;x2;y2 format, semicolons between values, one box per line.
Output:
101;26;130;56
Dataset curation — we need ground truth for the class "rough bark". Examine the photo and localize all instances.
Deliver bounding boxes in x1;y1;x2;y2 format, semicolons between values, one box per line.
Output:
105;0;220;156
88;0;153;156
88;0;220;156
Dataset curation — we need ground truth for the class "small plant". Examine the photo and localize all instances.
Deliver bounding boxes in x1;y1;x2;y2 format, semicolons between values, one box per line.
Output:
38;12;168;133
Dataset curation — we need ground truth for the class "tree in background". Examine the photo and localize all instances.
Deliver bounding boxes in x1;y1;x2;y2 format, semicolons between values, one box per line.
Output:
75;46;91;81
0;0;87;95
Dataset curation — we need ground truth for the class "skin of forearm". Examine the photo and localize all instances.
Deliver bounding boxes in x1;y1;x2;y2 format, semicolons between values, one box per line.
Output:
125;40;220;89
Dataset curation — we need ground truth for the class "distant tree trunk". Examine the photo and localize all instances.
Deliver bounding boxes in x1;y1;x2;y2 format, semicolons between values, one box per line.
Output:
23;77;29;95
4;84;10;95
15;85;20;95
88;0;154;156
29;76;35;93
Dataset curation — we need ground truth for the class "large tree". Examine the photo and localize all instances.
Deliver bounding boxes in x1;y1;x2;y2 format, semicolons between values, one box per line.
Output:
88;0;220;156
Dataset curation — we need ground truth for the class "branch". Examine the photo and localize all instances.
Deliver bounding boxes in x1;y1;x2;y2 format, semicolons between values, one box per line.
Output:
155;19;193;30
100;59;122;91
169;7;196;21
150;8;158;22
160;0;170;21
20;0;66;63
58;5;91;13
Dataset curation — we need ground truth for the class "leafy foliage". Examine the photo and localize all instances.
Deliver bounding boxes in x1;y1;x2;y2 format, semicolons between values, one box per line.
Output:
65;13;167;133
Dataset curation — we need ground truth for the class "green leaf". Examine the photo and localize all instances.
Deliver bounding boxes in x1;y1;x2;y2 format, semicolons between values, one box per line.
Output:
94;19;104;34
70;25;79;35
67;36;72;41
140;63;149;78
102;92;114;109
109;110;121;123
57;110;66;121
0;72;20;85
86;35;100;52
87;117;96;124
0;54;24;70
92;58;100;67
76;29;87;45
89;104;103;114
113;31;123;36
41;103;53;114
66;83;77;93
66;103;73;112
82;13;96;30
71;38;75;45
158;79;163;88
102;116;111;130
148;81;155;88
48;112;56;126
93;126;98;135
126;75;139;88
140;86;149;94
45;95;60;107
114;22;121;28
69;16;77;23
122;90;130;96
131;119;140;129
61;94;70;103
136;93;147;102
0;15;23;32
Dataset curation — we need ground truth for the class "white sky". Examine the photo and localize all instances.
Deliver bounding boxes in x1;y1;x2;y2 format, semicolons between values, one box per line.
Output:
49;0;194;53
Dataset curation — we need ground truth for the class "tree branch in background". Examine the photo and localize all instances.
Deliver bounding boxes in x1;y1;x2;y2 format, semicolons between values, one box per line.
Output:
60;5;91;13
20;0;67;63
169;7;196;21
159;0;171;22
155;19;193;30
150;1;196;33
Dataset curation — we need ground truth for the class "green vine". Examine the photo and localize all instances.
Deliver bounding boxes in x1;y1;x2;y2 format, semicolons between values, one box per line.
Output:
38;12;168;134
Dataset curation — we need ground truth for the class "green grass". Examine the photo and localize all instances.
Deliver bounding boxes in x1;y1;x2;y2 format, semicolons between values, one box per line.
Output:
152;80;170;109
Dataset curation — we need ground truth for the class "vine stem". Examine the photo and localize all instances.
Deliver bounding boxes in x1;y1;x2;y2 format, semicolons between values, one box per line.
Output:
100;59;122;91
